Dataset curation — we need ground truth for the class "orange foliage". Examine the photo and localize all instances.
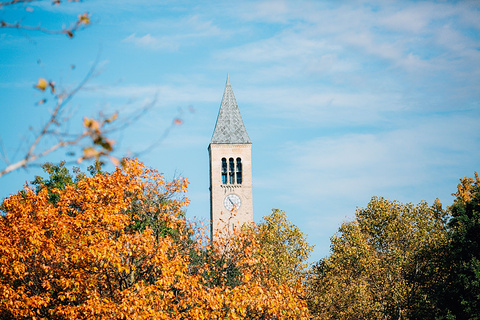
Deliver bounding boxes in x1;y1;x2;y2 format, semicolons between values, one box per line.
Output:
452;171;480;204
0;159;309;319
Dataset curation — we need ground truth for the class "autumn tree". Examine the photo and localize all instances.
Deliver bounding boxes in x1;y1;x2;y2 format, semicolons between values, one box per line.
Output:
0;159;310;319
307;197;448;320
255;209;314;284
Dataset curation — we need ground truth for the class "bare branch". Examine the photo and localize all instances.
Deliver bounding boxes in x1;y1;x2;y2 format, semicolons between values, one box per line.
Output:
0;1;176;178
0;133;87;177
0;60;99;178
0;0;36;6
1;1;90;38
131;105;194;158
102;97;156;135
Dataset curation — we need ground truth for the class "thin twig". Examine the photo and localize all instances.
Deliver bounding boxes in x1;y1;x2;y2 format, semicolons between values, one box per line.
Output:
0;60;99;178
0;0;36;6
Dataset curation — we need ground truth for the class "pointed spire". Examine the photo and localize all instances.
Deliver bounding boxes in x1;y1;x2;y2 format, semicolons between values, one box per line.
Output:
211;76;251;144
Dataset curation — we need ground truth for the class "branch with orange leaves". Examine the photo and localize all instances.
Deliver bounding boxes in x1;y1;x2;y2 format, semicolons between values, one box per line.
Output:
0;61;154;178
0;64;90;177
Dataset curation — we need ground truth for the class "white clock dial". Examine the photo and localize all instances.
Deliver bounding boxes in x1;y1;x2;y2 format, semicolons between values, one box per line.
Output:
224;194;241;211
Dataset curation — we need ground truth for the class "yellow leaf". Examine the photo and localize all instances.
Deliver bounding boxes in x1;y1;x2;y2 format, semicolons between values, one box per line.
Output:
79;13;90;25
104;112;118;123
34;78;48;91
82;147;99;159
83;117;100;131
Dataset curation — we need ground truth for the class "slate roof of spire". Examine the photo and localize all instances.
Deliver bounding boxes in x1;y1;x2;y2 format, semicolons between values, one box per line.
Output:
210;76;252;144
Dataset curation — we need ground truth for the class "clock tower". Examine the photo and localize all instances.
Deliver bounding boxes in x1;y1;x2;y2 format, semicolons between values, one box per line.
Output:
209;76;253;241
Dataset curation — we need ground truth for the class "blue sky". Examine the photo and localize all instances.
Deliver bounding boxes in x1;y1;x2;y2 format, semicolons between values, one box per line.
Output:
1;0;479;262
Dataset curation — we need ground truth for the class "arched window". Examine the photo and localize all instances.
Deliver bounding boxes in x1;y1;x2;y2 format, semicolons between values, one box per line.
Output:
229;158;235;184
221;158;227;184
236;158;242;184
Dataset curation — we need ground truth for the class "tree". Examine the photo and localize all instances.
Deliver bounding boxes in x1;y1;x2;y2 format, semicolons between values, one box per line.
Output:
255;209;314;284
307;197;448;319
0;159;310;319
433;172;480;319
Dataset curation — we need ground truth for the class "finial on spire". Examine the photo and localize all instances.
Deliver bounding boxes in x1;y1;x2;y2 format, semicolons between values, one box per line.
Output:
226;73;230;86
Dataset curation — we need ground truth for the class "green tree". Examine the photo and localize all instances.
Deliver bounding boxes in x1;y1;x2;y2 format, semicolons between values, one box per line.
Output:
307;197;448;319
256;209;314;284
30;161;83;205
433;172;480;319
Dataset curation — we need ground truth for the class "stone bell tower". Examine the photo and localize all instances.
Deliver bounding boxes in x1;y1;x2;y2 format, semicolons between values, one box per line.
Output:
209;76;253;241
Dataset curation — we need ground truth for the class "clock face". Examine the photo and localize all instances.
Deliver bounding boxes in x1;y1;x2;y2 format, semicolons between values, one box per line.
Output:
224;194;241;211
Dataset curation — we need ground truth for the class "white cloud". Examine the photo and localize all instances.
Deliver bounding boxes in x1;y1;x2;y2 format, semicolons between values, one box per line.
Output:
378;2;441;33
122;33;179;51
82;83;218;106
121;14;226;51
184;15;223;37
241;0;290;23
218;0;480;83
260;112;480;209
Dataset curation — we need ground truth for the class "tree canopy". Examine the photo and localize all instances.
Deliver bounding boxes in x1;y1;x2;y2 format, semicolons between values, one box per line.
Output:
307;196;449;319
0;159;310;319
1;141;478;319
255;209;314;285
